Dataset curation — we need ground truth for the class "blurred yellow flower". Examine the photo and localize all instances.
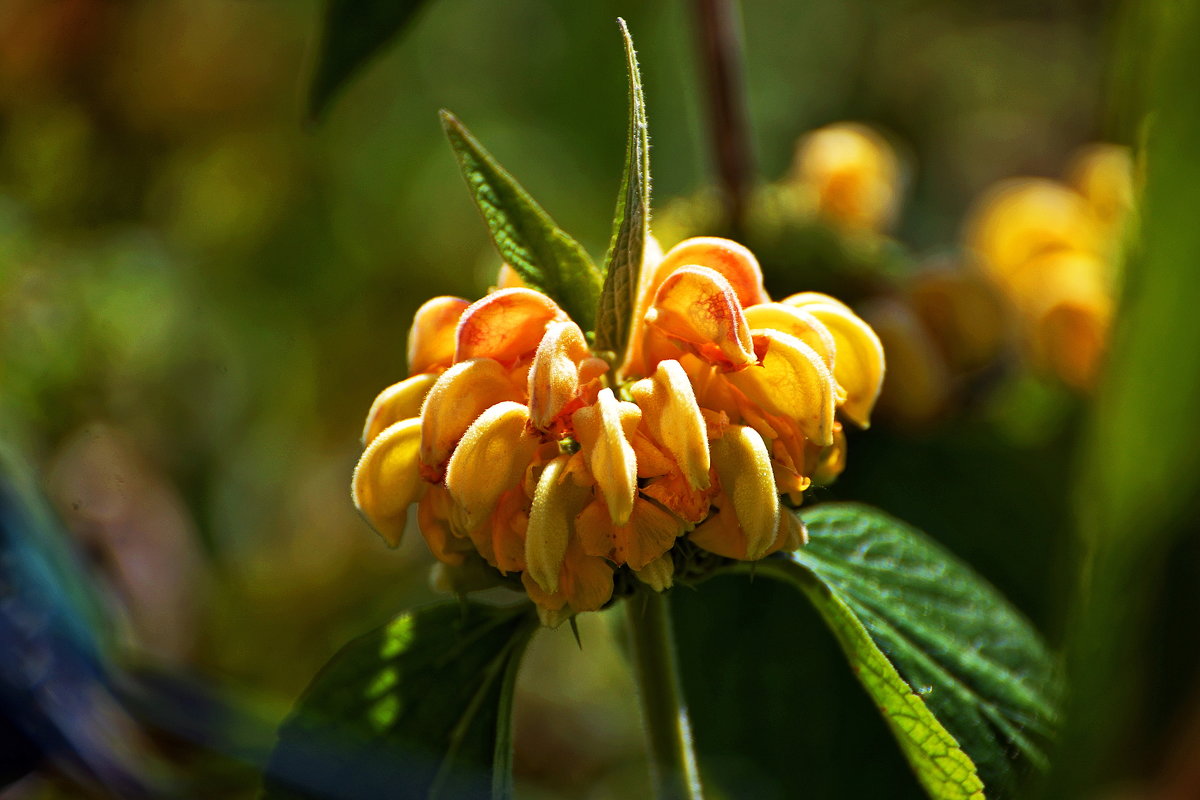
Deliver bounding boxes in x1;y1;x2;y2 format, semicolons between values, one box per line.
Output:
964;144;1134;389
788;122;903;232
353;237;884;624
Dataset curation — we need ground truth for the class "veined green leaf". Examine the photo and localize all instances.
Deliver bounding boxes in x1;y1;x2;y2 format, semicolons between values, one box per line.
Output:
262;601;537;800
440;111;602;331
594;18;651;360
754;503;1059;798
308;0;431;120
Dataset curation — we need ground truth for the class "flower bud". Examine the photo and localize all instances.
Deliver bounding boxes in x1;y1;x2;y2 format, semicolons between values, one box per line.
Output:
630;359;711;490
407;296;470;375
444;401;540;530
710;424;779;560
352;418;424;547
525;455;595;595
362;373;438;445
527;320;590;431
419;358;523;480
572;388;640;526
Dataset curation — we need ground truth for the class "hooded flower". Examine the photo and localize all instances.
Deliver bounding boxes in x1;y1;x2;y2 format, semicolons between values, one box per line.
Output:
353;237;884;624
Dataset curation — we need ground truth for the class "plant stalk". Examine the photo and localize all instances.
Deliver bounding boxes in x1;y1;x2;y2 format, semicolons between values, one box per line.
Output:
624;590;704;800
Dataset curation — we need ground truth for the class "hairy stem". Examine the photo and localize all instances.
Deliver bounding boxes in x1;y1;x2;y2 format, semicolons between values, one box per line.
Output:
624;590;705;800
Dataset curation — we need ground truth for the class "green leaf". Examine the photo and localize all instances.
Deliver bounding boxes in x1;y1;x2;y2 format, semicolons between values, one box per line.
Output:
262;601;537;800
754;503;1059;798
440;111;602;331
308;0;431;120
594;18;651;360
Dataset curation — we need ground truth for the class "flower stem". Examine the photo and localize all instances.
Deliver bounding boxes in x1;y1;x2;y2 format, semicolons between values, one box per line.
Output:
624;589;705;800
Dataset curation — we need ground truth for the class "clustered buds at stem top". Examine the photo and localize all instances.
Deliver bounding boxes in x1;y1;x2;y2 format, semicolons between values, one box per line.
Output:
353;236;885;626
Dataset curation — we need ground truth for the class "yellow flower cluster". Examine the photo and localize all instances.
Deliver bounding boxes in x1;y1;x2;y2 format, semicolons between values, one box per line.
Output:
353;237;884;624
965;144;1135;389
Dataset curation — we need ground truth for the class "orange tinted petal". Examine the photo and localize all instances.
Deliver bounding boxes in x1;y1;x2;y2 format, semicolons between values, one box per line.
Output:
577;497;682;569
419;358;524;481
417;485;473;565
726;330;836;445
527;320;590;431
525;454;592;595
522;535;614;619
648;237;769;308
407;296;470;375
711;425;779;560
645;266;756;370
352;418;424;547
362;373;437;445
571;388;640;526
455;288;567;365
630;359;711;490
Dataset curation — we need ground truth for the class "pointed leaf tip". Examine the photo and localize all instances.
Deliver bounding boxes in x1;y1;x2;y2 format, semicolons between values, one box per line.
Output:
440;110;602;330
595;18;651;361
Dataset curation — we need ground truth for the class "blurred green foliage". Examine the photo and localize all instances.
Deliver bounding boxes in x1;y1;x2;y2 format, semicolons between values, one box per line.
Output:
3;0;1191;798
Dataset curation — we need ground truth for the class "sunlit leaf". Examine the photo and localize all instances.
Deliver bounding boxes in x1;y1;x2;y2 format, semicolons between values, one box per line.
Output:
263;601;538;800
754;503;1059;798
440;111;602;332
308;0;431;120
594;18;650;360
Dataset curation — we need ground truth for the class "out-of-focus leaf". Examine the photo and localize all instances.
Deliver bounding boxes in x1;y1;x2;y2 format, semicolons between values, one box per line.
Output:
750;503;1058;798
440;111;602;331
308;0;431;120
1049;2;1200;793
594;19;650;360
262;601;537;800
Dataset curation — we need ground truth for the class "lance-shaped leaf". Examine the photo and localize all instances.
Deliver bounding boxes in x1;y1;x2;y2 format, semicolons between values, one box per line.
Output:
263;602;538;800
752;503;1059;798
594;18;650;360
440;111;602;331
308;0;432;120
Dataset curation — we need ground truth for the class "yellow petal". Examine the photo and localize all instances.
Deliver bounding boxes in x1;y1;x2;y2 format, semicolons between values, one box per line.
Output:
444;401;540;530
527;320;589;431
419;358;524;481
407;296;470;376
790;123;900;231
744;303;837;370
455;288;566;365
780;291;852;313
1067;143;1135;232
526;455;594;595
362;373;438;445
352;418;424;547
630;359;711;490
711;425;779;560
572;388;640;526
522;535;614;618
726;330;836;445
634;552;675;592
417;485;473;565
645;266;756;370
803;304;886;428
494;263;528;289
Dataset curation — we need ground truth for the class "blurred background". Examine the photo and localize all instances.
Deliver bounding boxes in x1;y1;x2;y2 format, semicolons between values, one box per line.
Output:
3;0;1193;798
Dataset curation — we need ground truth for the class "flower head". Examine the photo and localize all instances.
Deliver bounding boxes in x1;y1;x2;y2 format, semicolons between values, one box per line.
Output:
353;237;884;624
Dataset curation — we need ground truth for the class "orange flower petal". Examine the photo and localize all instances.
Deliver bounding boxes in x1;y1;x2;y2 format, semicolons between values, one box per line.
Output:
417;485;473;565
419;358;524;481
407;296;470;375
576;497;682;569
521;536;614;619
648;237;769;308
630;359;711;490
725;330;837;445
352;418;424;547
527;320;590;431
362;373;437;445
633;552;675;592
642;470;712;524
645;266;756;370
455;288;567;366
711;424;779;560
571;388;640;526
444;401;540;530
